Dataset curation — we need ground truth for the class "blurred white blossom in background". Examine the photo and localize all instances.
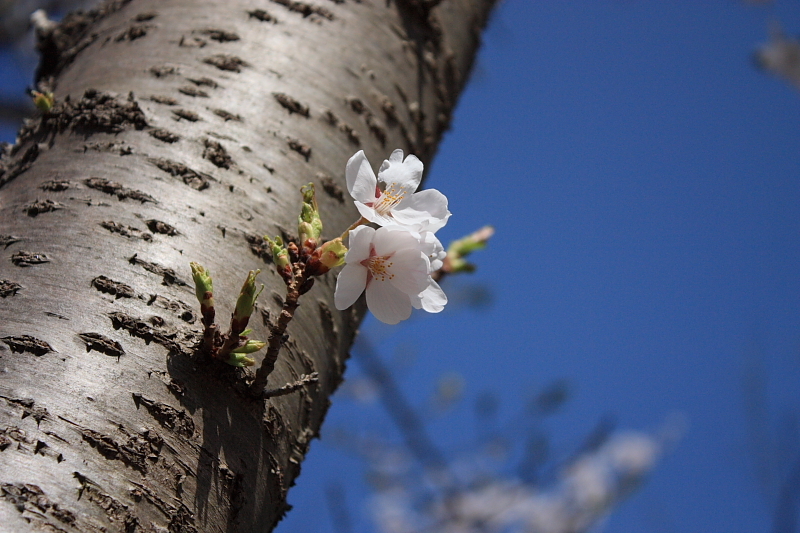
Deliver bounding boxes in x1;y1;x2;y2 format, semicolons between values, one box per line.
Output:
369;430;664;533
756;25;800;91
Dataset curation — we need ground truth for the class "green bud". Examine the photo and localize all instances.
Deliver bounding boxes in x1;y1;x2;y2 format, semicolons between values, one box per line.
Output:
298;183;323;248
233;269;264;327
32;91;54;112
318;238;347;269
266;236;290;269
448;225;495;257
226;353;256;367
445;226;494;274
190;262;214;307
446;257;476;274
266;236;293;283
306;238;347;276
231;339;267;354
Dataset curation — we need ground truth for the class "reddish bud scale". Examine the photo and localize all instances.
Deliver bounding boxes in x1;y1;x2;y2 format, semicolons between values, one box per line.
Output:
202;323;219;359
298;277;315;295
233;337;247;351
200;303;215;326
230;315;250;337
301;238;318;259
287;242;300;263
279;265;293;284
304;257;328;277
306;238;346;277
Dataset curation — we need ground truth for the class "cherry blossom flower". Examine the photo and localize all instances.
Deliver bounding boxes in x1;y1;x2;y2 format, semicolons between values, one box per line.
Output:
370;430;665;533
334;225;447;324
346;149;451;233
413;230;447;313
420;230;446;271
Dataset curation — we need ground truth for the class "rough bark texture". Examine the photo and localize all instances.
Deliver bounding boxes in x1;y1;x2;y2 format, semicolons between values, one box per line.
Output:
0;0;495;531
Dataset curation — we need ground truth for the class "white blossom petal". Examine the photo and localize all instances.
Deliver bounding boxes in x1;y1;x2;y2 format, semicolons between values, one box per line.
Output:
344;225;374;263
334;263;368;310
377;150;423;192
411;280;447;313
391;189;451;233
354;201;395;227
366;279;413;324
346;150;378;204
419;231;446;271
372;226;421;256
379;148;404;173
387;248;430;295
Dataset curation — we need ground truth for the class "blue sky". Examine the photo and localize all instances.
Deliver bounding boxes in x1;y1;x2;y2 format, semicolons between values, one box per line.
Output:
3;1;800;532
282;2;800;532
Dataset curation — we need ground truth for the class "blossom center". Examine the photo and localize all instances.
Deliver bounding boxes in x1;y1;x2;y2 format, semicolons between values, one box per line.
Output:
374;182;406;216
361;255;395;283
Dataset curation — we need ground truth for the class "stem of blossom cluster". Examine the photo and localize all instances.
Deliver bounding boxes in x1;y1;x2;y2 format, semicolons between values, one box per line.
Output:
339;216;368;241
217;330;243;361
249;263;307;396
201;322;218;359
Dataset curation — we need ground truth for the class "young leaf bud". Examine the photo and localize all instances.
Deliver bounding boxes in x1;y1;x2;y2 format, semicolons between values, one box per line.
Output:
190;262;214;308
226;353;256;367
231;339;267;354
298;183;323;255
445;225;495;273
32;91;54;112
266;236;293;283
232;270;264;333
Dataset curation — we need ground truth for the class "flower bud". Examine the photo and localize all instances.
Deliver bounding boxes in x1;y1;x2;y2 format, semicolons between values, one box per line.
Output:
446;256;475;273
298;183;323;254
232;270;263;332
445;225;495;274
287;241;300;263
266;236;293;283
226;353;256;367
267;236;290;268
231;339;267;354
190;262;216;326
449;225;495;256
32;91;54;112
306;238;347;276
190;262;214;308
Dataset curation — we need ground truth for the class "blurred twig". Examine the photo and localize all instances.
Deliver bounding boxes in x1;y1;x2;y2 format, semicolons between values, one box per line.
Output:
353;336;452;480
0;97;32;130
325;481;353;533
772;456;800;533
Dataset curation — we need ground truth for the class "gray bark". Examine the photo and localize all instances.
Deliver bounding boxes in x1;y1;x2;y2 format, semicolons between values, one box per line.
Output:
0;0;495;531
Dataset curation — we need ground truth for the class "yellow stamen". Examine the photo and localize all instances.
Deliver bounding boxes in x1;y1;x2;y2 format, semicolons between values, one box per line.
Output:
374;183;407;216
365;256;395;282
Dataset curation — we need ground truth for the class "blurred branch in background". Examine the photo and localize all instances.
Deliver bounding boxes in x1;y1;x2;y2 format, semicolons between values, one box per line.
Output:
0;0;97;43
755;25;800;92
0;0;100;134
744;0;800;93
742;354;800;533
0;94;31;126
332;332;675;533
773;458;800;533
354;336;452;480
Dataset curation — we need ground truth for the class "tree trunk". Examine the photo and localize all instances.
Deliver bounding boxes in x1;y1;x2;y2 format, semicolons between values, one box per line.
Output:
0;0;495;531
